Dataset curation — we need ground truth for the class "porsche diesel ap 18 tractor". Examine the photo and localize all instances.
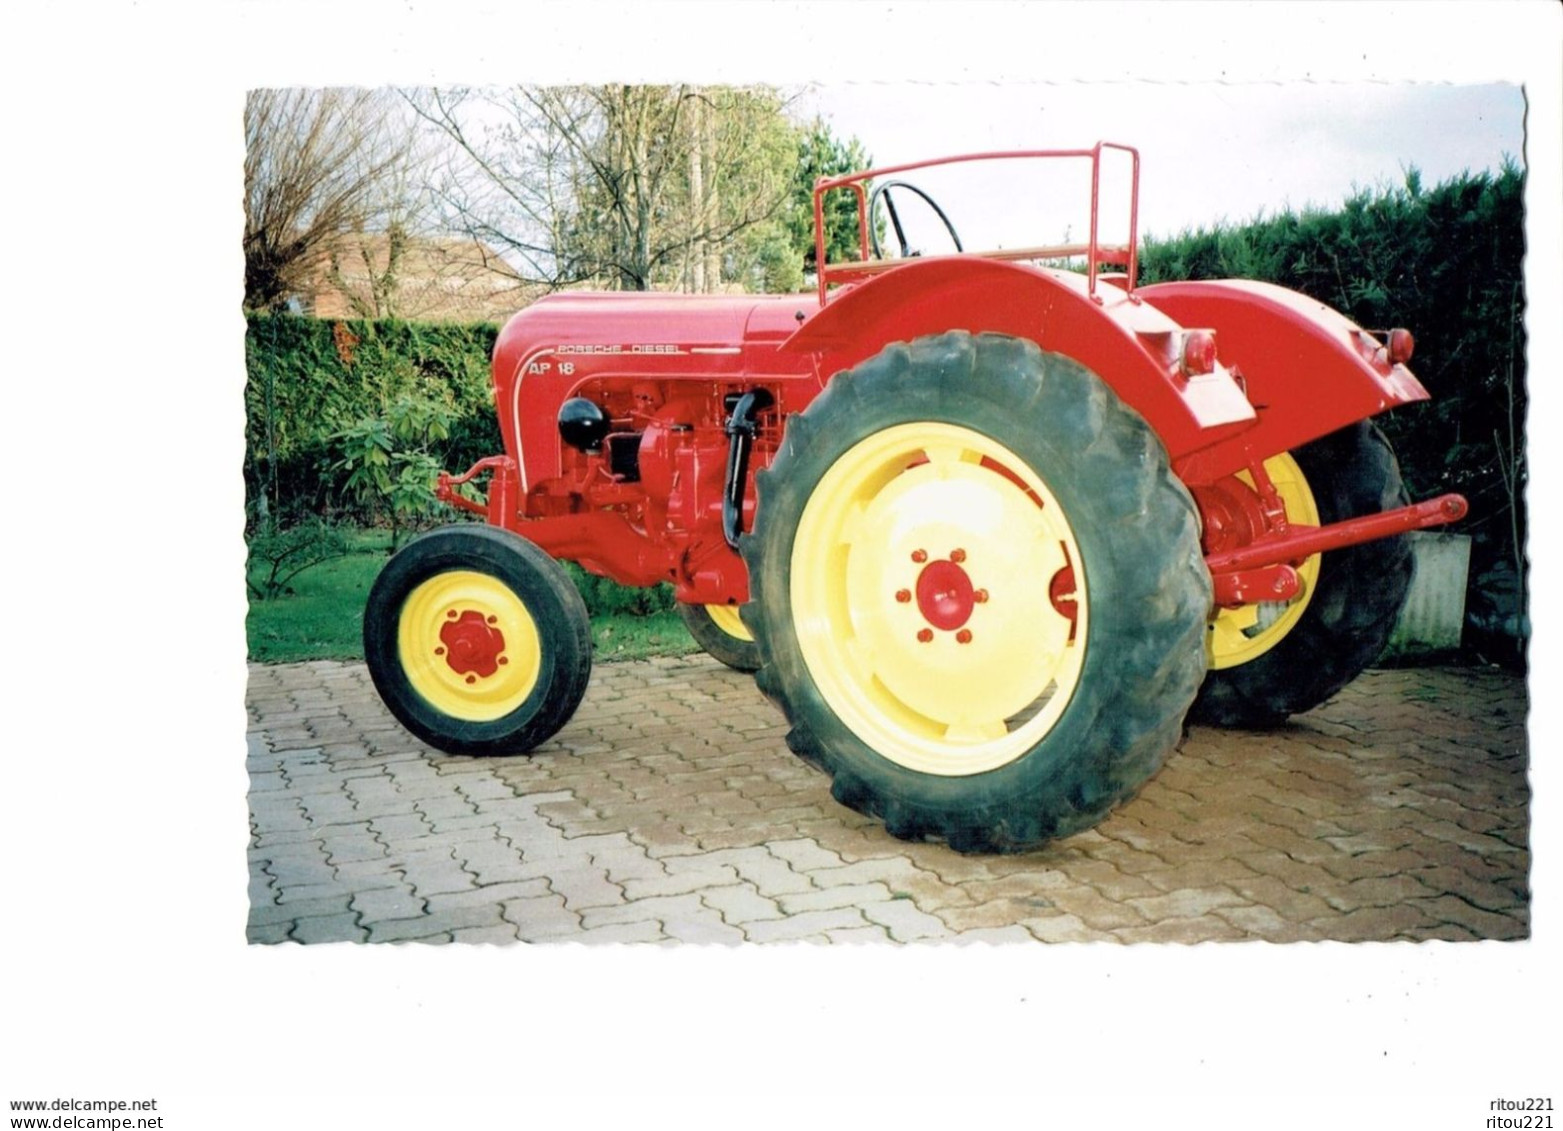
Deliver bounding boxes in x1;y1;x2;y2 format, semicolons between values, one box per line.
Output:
362;144;1467;852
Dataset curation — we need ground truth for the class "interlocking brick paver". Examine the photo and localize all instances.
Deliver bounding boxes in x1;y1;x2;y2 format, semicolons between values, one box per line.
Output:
1305;903;1444;941
580;893;705;930
1137;858;1263;893
743;907;871;943
249;659;1529;945
1406;867;1527;911
951;926;1038;944
1212;904;1323;940
365;916;458;943
1223;875;1338;924
680;846;813;896
249;894;354;926
501;893;583;940
1112;915;1250;944
276;878;399;903
262;854;338;888
453;925;523;944
1022;912;1118;943
1408;895;1528;939
661;915;747;945
321;835;389;866
575;921;666;943
248;874;279;907
937;901;1050;932
351;886;426;923
1126;885;1248;921
778;883;894;915
542;864;624;912
290;913;366;944
621;863;741;900
1323;873;1443;911
330;860;402;886
247;922;293;944
424;880;551;911
861;898;958;941
824;926;893;943
455;845;534;887
764;838;847;873
401;865;478;898
1044;887;1153;931
700;882;786;925
422;904;509;935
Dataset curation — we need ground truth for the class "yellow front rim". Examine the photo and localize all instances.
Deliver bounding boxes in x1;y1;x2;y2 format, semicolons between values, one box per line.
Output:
705;604;754;642
791;422;1087;777
397;570;543;721
1208;453;1323;670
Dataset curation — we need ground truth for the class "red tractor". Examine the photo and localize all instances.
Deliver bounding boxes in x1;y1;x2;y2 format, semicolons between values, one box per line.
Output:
362;143;1467;853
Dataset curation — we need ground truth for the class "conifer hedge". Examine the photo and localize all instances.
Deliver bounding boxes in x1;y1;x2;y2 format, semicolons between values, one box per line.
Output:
244;314;501;533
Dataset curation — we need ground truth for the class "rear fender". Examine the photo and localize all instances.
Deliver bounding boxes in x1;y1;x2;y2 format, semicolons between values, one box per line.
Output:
782;257;1255;457
1137;279;1429;485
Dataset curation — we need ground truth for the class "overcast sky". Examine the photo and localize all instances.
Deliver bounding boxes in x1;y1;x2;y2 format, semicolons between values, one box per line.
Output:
795;81;1526;245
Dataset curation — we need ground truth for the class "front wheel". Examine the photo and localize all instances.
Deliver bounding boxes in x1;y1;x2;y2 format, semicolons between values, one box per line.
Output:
363;525;593;756
1191;422;1413;727
676;602;762;672
742;332;1211;853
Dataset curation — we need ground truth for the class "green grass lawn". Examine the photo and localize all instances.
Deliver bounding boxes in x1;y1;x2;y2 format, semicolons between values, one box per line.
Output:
246;528;702;665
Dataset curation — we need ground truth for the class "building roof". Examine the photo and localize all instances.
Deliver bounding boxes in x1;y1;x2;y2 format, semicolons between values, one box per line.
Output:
298;232;541;323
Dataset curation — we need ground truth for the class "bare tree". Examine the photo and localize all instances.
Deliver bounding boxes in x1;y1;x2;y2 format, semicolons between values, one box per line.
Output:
408;84;798;293
244;88;416;311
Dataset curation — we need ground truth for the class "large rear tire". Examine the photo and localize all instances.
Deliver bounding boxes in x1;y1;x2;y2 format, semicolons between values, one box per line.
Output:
741;332;1211;853
363;525;593;756
1190;422;1413;727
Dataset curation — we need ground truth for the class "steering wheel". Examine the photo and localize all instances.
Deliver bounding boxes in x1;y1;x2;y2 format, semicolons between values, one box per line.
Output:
868;180;964;259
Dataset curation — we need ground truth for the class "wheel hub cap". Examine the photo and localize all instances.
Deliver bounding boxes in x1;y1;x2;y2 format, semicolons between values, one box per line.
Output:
439;610;507;679
915;557;975;631
397;570;543;722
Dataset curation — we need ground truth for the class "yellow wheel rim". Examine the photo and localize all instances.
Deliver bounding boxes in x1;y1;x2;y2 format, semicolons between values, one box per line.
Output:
1208;453;1322;670
791;422;1087;776
705;604;753;643
396;570;543;721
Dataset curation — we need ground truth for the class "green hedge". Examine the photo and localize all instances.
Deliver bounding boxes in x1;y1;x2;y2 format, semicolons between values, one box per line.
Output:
244;314;501;530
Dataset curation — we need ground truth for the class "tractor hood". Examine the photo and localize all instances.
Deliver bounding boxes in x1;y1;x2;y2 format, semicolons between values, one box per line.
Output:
493;290;816;386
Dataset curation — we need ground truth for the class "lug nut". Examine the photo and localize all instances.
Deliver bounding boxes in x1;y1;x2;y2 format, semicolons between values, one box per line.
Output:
895;589;912;603
446;609;458;619
917;628;934;643
434;646;446;656
956;629;973;644
465;675;477;684
950;548;967;563
911;549;928;563
487;614;498;624
974;589;989;604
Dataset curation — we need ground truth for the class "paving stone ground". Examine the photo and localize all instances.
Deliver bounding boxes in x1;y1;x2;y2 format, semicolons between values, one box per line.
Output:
247;656;1529;945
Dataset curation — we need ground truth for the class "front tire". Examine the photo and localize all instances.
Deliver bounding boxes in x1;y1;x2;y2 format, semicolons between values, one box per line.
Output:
1191;422;1413;727
363;525;593;756
742;332;1211;853
676;602;762;672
